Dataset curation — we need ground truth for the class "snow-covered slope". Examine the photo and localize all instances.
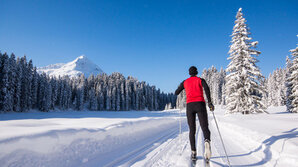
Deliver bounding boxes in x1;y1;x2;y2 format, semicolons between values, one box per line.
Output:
0;107;297;167
37;55;104;78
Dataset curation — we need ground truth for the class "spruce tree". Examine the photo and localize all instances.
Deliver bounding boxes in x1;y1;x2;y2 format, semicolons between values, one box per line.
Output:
289;38;298;113
226;8;266;114
20;56;29;112
27;59;33;109
89;87;97;111
0;53;12;112
125;79;130;110
14;57;22;112
31;67;39;109
285;56;293;112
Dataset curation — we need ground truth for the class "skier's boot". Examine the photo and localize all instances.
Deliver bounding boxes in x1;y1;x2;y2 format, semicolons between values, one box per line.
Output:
204;139;211;162
191;150;197;161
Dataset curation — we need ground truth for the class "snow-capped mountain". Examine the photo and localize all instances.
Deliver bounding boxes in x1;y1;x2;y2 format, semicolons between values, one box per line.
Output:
37;55;104;78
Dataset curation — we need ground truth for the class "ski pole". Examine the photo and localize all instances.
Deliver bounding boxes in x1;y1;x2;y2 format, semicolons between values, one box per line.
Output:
211;111;231;167
179;108;182;136
179;108;183;155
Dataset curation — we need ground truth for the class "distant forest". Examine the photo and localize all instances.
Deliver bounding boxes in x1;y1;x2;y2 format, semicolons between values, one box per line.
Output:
0;52;176;112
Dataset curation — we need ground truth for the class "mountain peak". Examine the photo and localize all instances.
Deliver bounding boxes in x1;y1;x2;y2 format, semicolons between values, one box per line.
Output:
78;55;85;59
71;55;92;67
37;55;104;78
75;55;87;61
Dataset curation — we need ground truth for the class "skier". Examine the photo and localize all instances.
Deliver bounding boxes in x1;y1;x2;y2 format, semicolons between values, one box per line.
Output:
175;66;214;162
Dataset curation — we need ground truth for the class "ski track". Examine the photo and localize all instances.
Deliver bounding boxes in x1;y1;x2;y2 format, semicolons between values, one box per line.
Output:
102;127;179;167
130;112;264;167
130;116;225;167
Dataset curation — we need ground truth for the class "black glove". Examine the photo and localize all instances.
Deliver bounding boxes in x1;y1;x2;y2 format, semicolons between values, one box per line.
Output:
208;103;214;111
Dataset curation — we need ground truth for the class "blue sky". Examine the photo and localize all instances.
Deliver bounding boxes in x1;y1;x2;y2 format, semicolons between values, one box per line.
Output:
0;0;297;93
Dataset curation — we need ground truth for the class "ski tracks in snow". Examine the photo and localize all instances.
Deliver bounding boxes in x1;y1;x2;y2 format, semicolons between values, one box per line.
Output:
102;127;179;167
130;116;227;167
129;111;264;167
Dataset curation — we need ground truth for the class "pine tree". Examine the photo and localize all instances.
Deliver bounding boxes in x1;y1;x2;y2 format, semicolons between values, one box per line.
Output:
38;73;46;111
125;79;130;110
134;81;139;110
218;68;226;105
288;38;298;113
65;81;72;109
285;56;293;112
139;82;146;110
8;53;17;111
13;57;22;112
31;67;39;109
89;87;97;111
76;74;85;110
112;85;116;111
0;52;3;111
27;59;33;109
225;8;266;114
280;68;287;105
20;56;29;112
0;53;12;112
106;84;111;111
44;76;52;111
96;83;104;110
120;81;126;110
267;68;287;107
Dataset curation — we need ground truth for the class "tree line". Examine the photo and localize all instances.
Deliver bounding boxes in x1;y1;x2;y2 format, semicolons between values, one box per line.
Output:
0;52;176;112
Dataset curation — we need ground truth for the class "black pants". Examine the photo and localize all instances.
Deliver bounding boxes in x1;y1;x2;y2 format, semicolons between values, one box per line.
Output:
186;101;210;151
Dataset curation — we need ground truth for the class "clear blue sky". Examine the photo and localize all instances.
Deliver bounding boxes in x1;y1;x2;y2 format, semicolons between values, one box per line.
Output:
0;0;297;93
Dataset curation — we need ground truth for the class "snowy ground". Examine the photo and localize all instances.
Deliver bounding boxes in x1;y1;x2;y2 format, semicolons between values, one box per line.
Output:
0;106;297;167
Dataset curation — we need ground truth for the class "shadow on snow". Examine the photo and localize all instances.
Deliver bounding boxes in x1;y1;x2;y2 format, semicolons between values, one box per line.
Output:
210;128;298;167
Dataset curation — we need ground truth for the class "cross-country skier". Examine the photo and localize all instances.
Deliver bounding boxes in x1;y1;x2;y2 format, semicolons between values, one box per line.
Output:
175;66;214;161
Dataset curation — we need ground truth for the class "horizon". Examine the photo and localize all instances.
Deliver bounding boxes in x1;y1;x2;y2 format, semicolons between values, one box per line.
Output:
1;0;297;93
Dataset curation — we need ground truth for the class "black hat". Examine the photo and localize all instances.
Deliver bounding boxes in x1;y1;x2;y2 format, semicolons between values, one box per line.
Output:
189;66;198;76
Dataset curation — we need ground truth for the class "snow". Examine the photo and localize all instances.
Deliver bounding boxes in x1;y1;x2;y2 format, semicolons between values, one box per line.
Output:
0;107;297;167
37;55;104;78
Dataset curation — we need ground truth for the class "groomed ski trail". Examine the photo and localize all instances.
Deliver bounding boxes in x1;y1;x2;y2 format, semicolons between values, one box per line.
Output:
130;111;263;167
102;126;182;167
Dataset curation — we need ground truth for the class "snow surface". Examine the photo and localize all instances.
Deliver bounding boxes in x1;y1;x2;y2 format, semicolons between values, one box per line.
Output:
0;106;297;167
37;55;104;78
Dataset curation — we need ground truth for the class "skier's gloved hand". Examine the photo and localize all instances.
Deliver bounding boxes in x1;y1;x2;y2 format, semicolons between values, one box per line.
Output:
208;103;214;111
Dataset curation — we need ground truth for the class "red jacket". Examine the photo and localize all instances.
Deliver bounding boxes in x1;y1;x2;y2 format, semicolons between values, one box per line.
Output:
175;76;211;104
184;76;205;103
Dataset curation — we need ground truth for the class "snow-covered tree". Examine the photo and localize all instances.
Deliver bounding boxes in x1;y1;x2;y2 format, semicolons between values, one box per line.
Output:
225;8;266;114
76;74;85;110
44;76;52;111
267;68;286;106
31;67;39;109
14;57;22;112
89;87;97;111
26;60;33;109
0;53;12;112
176;89;186;109
218;68;226;105
288;38;298;113
285;56;293;112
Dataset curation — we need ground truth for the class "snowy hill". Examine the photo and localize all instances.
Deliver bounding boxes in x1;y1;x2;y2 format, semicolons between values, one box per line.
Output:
37;55;104;78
